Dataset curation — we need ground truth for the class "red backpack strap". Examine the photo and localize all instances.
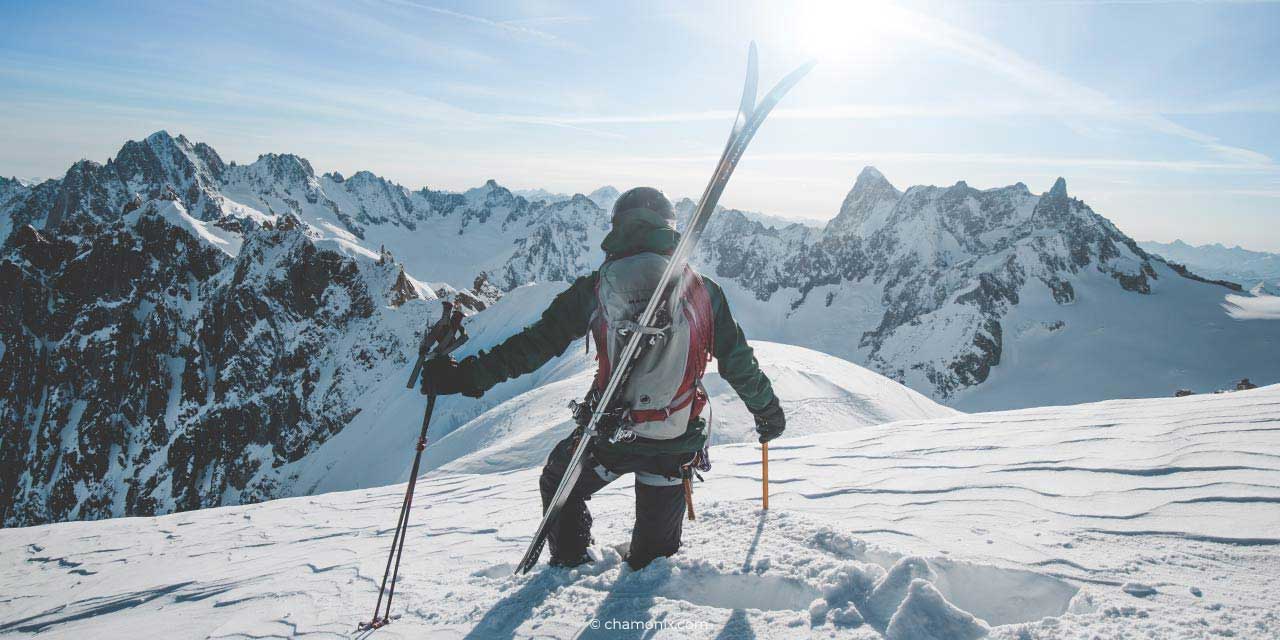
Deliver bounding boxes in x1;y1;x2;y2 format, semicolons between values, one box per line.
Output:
682;268;715;417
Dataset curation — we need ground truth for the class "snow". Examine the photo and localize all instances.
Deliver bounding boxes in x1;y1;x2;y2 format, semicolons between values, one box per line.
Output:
1224;292;1280;320
125;200;242;256
277;274;952;492
2;384;1277;638
946;260;1280;411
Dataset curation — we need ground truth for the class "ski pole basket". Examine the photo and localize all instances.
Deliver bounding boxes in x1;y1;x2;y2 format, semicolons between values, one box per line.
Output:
358;300;467;631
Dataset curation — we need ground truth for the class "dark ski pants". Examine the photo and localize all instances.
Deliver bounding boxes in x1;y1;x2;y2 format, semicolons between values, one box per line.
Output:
539;433;691;570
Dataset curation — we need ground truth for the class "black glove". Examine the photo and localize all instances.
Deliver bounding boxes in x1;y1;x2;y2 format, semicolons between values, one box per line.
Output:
420;356;483;398
752;396;785;443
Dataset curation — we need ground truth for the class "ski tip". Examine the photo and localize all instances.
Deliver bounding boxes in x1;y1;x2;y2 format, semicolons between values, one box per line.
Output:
794;58;818;79
772;58;817;95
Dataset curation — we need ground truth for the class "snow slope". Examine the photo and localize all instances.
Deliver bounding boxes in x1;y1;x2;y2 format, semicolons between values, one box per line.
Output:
427;341;956;476
944;260;1279;411
2;385;1277;639
279;279;954;488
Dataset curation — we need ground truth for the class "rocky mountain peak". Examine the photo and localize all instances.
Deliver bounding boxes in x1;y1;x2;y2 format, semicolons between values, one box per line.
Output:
1047;176;1068;200
464;178;520;210
145;129;175;144
248;153;317;185
587;185;620;210
567;193;596;208
0;175;30;204
825;166;902;237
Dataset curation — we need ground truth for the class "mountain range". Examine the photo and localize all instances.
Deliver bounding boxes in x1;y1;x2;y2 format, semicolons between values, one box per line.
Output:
1139;239;1280;295
2;130;1278;526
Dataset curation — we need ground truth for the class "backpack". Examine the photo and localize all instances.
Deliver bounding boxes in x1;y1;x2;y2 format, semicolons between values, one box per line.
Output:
590;252;715;440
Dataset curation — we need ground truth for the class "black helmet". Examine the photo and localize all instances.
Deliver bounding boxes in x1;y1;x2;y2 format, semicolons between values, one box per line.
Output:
611;186;674;225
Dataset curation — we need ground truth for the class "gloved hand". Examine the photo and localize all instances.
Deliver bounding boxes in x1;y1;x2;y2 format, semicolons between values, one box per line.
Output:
419;356;483;398
752;397;785;443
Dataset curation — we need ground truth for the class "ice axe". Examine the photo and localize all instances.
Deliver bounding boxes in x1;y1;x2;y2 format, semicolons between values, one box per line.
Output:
761;442;770;510
359;299;467;631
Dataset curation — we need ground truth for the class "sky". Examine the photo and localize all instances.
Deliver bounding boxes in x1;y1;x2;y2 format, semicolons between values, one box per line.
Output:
1;0;1278;251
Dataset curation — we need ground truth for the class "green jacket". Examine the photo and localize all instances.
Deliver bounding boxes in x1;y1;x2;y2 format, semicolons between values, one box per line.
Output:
457;209;776;453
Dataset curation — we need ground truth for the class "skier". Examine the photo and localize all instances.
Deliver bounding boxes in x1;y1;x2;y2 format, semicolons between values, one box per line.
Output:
421;186;785;570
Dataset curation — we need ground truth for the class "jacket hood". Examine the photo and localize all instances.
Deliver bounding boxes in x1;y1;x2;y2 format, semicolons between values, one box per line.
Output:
601;207;680;258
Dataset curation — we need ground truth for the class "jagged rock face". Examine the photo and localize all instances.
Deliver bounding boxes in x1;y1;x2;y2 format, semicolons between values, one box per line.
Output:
0;199;422;526
0;177;30;209
690;171;1172;399
497;194;608;289
1;205;226;524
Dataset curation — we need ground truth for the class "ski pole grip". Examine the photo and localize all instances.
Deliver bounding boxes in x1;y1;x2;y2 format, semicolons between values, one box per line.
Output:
406;300;456;388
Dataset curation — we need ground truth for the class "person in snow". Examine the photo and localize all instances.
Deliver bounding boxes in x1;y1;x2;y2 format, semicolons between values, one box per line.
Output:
421;187;785;570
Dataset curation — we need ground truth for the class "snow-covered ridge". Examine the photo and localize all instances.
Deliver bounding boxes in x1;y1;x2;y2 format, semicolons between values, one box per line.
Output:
2;384;1275;638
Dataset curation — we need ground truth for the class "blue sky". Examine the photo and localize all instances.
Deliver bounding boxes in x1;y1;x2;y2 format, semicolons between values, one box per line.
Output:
1;0;1278;250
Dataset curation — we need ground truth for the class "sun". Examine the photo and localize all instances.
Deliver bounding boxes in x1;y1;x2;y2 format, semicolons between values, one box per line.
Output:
775;0;902;63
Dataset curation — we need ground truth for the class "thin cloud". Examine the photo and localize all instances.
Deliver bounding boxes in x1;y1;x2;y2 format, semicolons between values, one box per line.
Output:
870;3;1278;169
566;149;1280;174
290;0;495;66
378;0;587;53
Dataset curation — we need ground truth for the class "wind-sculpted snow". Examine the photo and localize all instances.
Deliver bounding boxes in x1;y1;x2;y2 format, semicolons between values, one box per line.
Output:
1;385;1276;638
1224;292;1280;320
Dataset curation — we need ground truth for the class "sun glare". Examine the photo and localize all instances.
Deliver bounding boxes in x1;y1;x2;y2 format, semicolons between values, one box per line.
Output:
777;0;903;63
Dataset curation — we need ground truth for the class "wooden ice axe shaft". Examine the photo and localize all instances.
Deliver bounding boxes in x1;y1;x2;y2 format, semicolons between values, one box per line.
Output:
761;442;769;510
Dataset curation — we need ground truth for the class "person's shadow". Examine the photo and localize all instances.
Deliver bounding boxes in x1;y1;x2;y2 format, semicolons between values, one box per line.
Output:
710;509;768;640
575;562;669;640
712;609;755;640
462;569;567;640
461;509;769;640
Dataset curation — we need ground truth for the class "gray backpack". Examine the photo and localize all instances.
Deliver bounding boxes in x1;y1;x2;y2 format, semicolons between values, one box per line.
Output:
590;252;716;440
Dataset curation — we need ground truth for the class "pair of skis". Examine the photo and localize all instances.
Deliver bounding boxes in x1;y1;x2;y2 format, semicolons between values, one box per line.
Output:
358;301;468;631
514;43;813;575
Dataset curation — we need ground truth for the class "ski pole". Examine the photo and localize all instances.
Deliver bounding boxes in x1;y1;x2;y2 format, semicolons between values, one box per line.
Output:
359;301;466;631
379;393;434;624
761;442;769;510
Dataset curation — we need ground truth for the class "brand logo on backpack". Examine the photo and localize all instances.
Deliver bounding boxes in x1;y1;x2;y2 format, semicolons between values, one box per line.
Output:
589;253;715;442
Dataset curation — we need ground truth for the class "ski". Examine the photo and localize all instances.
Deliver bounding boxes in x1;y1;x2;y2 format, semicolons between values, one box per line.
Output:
514;43;813;576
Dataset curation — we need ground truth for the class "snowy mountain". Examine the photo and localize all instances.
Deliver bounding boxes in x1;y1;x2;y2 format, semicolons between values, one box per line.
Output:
2;384;1276;638
1140;239;1280;294
0;197;442;526
696;168;1278;410
3;130;1279;527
